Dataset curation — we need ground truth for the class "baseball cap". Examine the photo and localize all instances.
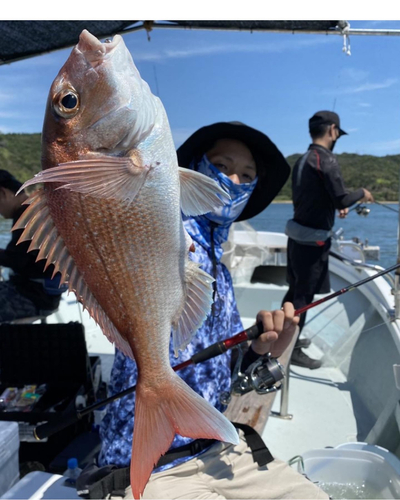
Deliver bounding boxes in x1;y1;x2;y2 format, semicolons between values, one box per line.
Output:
309;111;348;136
0;170;23;193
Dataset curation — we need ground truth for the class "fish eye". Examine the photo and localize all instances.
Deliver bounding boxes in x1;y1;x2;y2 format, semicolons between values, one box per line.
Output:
61;93;78;109
54;89;80;118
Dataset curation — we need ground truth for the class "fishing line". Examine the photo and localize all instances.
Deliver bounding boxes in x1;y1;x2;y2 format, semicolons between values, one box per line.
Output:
153;64;160;97
331;42;347;112
309;318;390;343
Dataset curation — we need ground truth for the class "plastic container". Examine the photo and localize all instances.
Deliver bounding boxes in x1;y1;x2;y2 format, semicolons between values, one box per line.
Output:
300;443;400;499
0;471;81;499
62;458;82;486
0;421;19;497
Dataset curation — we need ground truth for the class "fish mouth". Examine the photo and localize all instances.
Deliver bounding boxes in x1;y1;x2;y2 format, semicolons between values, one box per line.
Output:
77;29;122;67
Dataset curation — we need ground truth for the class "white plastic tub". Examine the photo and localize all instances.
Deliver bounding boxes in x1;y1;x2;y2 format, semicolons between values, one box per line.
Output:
300;443;400;499
0;421;20;497
0;471;80;499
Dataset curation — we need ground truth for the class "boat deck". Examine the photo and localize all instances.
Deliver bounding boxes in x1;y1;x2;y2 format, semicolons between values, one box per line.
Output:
262;342;358;462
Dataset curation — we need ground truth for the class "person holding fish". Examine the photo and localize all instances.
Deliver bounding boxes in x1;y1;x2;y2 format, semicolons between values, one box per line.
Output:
95;122;328;499
0;170;63;322
15;31;328;499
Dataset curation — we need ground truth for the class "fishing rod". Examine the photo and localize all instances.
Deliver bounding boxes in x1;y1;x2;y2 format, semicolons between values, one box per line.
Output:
33;261;400;441
374;200;399;213
349;200;399;216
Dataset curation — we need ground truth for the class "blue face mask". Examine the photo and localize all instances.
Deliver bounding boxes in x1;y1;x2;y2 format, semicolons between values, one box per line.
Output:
195;154;258;225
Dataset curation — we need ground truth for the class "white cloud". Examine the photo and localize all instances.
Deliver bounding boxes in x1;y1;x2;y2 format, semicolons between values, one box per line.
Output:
370;138;400;154
0;124;13;133
325;78;398;95
346;128;359;133
351;78;398;93
0;91;15;102
340;67;369;82
0;111;20;118
358;102;371;107
132;36;339;62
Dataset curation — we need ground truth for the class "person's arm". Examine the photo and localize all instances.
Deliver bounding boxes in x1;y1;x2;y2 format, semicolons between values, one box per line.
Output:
0;230;40;275
335;188;365;209
321;156;372;209
0;235;22;268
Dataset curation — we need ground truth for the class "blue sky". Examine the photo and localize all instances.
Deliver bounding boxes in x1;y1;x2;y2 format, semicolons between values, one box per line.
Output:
1;17;400;157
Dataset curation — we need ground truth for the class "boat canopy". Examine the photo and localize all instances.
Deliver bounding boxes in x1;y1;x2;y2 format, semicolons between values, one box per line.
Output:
0;20;341;65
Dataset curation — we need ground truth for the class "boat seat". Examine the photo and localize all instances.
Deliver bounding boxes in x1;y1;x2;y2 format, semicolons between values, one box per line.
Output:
224;332;297;435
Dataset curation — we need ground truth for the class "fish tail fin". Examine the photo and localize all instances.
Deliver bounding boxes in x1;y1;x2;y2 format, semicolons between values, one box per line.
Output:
130;373;239;499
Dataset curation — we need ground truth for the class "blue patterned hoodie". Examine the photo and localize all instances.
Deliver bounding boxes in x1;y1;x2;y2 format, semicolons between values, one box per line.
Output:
98;215;243;471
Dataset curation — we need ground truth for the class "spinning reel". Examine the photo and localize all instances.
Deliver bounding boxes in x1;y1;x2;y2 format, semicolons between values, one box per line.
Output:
355;204;370;217
220;346;285;405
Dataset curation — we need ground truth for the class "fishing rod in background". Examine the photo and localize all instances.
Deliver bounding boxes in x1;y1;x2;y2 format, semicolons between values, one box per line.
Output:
33;261;400;441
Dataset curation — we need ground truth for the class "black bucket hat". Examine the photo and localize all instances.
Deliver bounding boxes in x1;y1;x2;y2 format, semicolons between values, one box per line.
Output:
176;121;290;221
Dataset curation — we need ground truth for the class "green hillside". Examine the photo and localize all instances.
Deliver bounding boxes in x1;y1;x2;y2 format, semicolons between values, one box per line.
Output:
0;133;399;201
0;133;42;183
277;152;400;201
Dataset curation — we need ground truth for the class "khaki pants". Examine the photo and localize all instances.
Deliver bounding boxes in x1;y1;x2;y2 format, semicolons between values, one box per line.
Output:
121;431;329;499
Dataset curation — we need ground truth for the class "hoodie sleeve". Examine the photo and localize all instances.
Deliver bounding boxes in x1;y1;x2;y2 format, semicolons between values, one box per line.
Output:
321;155;365;209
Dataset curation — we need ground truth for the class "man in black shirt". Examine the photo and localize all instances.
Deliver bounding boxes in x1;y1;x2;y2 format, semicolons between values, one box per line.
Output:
282;111;374;369
0;170;64;322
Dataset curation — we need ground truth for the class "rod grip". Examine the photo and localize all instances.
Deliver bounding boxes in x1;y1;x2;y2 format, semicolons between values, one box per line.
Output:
34;410;80;441
244;322;264;340
191;322;264;364
191;342;225;364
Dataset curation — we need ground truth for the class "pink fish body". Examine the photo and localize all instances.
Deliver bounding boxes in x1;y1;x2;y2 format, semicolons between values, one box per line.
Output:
14;30;238;498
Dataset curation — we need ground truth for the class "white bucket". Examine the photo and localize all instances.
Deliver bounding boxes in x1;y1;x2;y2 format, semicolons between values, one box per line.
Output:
300;443;400;499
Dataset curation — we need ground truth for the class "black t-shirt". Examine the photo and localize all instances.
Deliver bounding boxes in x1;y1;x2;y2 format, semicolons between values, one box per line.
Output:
292;144;364;231
0;204;61;311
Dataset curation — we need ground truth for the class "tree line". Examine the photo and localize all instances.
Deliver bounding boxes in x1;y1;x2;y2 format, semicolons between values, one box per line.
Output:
0;133;399;201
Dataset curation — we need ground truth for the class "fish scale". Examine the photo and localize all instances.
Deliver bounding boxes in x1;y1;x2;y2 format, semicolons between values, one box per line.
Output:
14;29;239;498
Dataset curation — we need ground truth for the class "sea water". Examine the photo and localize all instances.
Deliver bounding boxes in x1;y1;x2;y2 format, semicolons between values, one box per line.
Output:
0;202;398;269
248;202;399;270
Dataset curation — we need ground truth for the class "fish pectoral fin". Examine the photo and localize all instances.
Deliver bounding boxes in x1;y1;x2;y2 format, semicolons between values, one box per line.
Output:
18;156;151;205
173;260;214;355
178;167;231;216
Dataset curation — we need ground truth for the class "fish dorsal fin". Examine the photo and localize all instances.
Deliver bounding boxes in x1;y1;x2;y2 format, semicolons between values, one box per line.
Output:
18;156;151;205
172;259;214;356
178;167;230;216
12;189;134;359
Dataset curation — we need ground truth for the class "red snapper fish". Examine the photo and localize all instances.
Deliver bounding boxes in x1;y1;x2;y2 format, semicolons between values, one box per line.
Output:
14;30;238;498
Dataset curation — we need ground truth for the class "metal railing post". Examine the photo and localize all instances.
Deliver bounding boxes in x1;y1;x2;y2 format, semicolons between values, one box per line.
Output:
270;362;293;420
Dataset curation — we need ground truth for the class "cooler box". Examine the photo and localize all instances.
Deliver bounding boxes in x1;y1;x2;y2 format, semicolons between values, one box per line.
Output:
0;322;95;469
0;421;19;497
0;471;80;499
